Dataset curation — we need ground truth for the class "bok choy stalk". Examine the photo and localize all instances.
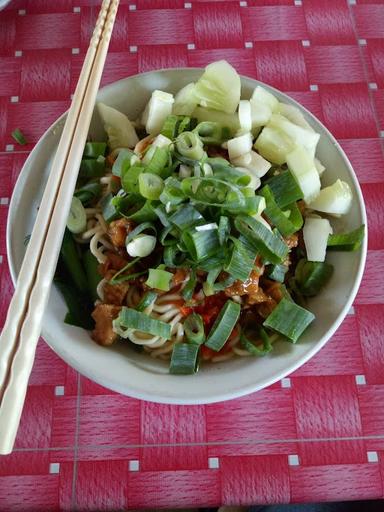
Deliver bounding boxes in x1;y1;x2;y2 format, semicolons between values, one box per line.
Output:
193;60;241;114
97;102;139;149
141;90;174;135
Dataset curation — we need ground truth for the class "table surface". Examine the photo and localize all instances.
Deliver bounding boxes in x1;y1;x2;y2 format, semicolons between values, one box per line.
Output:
1;0;384;510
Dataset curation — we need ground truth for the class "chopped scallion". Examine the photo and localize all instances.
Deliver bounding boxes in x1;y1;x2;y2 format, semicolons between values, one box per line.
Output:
327;225;365;252
263;298;315;343
240;328;273;356
184;313;206;345
170;343;200;374
11;128;27;145
205;300;241;351
145;267;173;291
115;307;171;339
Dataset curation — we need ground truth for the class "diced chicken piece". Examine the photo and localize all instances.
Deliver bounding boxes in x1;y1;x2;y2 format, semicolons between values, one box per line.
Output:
103;271;130;306
108;218;136;248
225;270;261;297
134;134;153;155
91;304;121;346
172;268;189;287
98;251;129;277
255;298;277;319
284;233;299;249
246;288;269;305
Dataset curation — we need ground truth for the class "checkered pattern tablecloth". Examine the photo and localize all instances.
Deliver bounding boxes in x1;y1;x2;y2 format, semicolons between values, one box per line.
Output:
1;0;384;510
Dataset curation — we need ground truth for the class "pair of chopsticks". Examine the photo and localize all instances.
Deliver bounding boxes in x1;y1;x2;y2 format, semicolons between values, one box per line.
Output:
0;0;120;455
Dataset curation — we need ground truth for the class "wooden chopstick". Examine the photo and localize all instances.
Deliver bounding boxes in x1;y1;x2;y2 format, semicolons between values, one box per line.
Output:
0;0;120;455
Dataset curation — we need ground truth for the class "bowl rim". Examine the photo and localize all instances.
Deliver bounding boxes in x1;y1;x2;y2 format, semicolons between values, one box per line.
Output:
6;67;368;404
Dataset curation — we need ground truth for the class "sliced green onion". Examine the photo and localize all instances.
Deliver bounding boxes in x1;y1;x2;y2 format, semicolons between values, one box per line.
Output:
184;313;206;345
83;142;106;159
163;244;187;267
138;172;164;200
126;222;157;244
145;267;173;291
169;204;204;230
182;269;196;301
177;116;193;134
260;185;300;237
205;300;241;351
181;177;245;208
212;165;251;187
153;204;171;227
265;170;304;208
263;297;315;343
193;121;228;145
218;216;231;245
170;343;200;374
225;194;265;215
198;252;227;271
285;201;303;232
294;259;334;297
265;263;288;283
234;215;289;264
182;227;220;261
159;176;185;205
175;131;204;161
74;181;102;205
66;196;87;234
121;165;143;194
109;257;140;284
112;148;134;177
161;115;180;139
159;225;178;246
115;307;171;339
327;225;365;252
225;237;257;282
101;192;121;222
240;328;273;356
137;290;158;312
11;128;27;145
126;234;157;257
127;199;158;223
145;147;170;177
79;156;105;178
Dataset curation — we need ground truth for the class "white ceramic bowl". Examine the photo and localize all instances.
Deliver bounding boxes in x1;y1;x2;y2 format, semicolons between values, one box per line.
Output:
7;69;367;404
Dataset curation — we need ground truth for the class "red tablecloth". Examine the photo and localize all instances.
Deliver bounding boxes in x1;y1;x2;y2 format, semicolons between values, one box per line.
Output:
1;0;384;510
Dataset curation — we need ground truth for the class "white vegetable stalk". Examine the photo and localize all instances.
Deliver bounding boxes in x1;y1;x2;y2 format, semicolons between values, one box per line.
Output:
179;164;192;178
268;114;320;159
151;134;172;148
192;106;239;134
238;100;252;133
227;132;253;160
97;102;139;150
250;100;272;129
195;223;218;232
286;145;321;203
235;167;261;191
254;126;294;165
194;60;241;114
303;217;333;262
232;150;271;178
308;179;353;216
141;90;174;135
126;234;157;257
251;86;279;111
314;158;326;177
173;83;198;116
276;103;315;132
252;213;272;231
